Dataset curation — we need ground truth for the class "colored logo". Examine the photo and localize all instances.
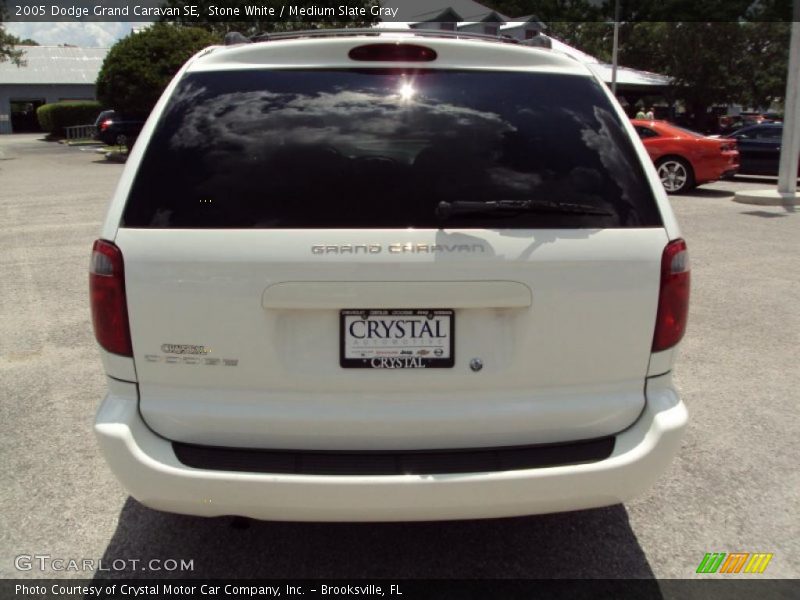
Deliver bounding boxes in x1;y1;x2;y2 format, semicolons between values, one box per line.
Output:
696;552;773;574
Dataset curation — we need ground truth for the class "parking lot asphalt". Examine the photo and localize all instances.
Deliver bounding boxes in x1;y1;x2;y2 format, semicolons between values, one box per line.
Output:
0;134;798;581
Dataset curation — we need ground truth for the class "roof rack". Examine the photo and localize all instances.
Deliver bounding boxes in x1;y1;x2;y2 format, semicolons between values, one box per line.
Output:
224;28;521;46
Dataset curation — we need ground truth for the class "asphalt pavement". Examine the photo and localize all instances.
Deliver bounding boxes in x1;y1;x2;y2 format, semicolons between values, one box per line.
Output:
0;134;797;581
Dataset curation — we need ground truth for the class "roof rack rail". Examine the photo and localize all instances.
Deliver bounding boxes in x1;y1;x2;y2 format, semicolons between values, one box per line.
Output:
224;31;251;45
245;28;521;45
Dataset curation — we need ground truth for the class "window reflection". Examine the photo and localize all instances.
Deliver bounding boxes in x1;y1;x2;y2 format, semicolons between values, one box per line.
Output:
124;70;660;229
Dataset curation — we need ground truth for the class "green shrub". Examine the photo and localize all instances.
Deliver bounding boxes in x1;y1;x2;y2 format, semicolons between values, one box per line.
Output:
96;24;219;118
36;101;102;137
35;104;53;133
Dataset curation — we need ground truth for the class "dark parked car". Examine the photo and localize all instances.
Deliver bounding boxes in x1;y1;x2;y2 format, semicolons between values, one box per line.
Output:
717;113;777;136
93;109;115;128
728;123;799;176
94;110;145;148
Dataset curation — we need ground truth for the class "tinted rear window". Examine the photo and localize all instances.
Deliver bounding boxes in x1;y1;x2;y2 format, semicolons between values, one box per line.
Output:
122;69;661;229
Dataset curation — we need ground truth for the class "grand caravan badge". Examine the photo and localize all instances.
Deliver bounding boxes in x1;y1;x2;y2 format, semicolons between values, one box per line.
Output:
312;243;486;254
144;344;239;367
160;344;211;355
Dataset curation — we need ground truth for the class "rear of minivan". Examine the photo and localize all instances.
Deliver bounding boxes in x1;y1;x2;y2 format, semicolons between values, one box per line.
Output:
92;32;688;521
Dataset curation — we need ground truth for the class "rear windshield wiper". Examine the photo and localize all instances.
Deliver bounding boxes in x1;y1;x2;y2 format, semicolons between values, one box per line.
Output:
436;200;614;219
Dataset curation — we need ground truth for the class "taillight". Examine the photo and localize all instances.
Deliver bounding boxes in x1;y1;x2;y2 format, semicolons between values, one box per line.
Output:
89;239;132;356
349;43;437;62
652;239;690;352
100;119;113;132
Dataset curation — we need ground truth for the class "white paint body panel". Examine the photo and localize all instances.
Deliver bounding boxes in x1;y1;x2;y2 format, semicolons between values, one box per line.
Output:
98;347;137;382
116;227;667;449
262;281;533;309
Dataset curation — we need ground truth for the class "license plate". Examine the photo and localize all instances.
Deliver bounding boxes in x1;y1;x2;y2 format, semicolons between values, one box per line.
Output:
340;309;454;369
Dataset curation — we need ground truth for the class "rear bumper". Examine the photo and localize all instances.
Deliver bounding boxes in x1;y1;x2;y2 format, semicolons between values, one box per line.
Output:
697;158;739;184
95;374;687;522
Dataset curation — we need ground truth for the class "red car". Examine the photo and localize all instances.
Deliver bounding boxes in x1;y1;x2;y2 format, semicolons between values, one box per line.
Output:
631;120;739;194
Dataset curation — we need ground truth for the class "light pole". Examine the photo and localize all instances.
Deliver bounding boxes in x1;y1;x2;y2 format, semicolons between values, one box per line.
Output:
777;1;800;197
611;0;620;97
734;0;800;206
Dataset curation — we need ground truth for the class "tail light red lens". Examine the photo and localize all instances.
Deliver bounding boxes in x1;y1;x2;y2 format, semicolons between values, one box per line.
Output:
90;239;132;356
652;239;690;352
349;43;437;62
100;119;113;132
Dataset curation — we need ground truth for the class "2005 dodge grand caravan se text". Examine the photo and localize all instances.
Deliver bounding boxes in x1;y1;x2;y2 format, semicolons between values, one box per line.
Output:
91;29;689;522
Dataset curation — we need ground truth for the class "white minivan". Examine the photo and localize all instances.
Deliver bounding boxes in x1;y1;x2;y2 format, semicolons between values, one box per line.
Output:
91;30;689;521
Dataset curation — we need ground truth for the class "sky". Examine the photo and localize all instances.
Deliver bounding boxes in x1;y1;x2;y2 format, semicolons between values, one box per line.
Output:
4;22;135;47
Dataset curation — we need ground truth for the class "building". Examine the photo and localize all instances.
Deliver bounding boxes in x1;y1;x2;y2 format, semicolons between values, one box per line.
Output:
545;36;670;96
456;12;507;37
397;0;508;31
499;16;547;41
0;45;108;134
383;1;543;37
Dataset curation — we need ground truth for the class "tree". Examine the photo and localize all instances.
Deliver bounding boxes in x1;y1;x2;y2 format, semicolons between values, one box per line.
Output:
95;24;219;117
739;21;791;110
627;23;787;124
486;1;791;128
160;0;379;38
0;1;25;65
484;0;603;21
547;21;613;60
485;0;794;22
0;29;25;64
545;21;790;129
488;0;787;22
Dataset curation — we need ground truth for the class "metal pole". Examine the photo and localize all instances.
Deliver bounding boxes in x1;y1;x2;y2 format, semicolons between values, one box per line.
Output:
611;0;620;96
777;0;800;195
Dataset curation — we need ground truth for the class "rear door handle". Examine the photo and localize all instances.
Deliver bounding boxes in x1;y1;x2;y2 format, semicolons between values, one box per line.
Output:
262;281;533;309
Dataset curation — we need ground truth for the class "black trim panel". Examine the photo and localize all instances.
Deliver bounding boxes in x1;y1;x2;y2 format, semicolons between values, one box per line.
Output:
172;437;615;476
